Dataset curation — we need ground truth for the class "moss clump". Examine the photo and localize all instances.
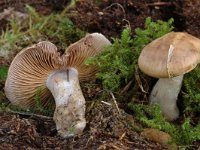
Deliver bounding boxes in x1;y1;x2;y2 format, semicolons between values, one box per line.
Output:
183;66;200;118
86;17;174;92
86;27;135;91
128;103;200;146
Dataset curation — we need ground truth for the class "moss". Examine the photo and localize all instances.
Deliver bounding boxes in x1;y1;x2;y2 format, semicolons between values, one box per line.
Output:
183;66;200;118
0;65;8;80
86;17;174;92
85;16;200;147
128;103;200;146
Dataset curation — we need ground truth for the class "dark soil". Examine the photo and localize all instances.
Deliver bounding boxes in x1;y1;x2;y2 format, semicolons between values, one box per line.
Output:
0;103;166;149
0;0;200;149
67;0;185;38
67;0;200;39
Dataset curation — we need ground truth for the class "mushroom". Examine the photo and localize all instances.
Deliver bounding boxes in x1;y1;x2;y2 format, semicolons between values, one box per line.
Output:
5;33;111;137
138;32;200;121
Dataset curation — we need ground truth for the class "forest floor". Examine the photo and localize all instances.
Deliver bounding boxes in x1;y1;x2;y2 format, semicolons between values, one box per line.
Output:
0;0;200;149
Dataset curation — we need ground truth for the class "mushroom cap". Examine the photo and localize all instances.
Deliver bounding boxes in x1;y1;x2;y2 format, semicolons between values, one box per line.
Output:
5;33;111;108
5;41;64;108
65;33;111;81
138;32;200;78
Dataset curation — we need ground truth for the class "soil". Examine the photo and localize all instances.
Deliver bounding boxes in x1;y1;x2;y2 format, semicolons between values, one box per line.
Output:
0;0;200;149
0;103;166;149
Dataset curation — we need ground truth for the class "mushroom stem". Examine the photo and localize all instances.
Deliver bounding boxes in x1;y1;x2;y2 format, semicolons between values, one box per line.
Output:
149;75;183;121
46;68;86;137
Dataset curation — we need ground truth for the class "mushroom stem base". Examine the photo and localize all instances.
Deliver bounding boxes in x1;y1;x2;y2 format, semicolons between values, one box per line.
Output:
46;68;86;138
149;75;183;121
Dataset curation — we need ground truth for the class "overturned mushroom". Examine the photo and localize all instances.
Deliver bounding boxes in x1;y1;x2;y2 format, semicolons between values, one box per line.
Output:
53;33;111;137
138;32;200;121
5;33;111;137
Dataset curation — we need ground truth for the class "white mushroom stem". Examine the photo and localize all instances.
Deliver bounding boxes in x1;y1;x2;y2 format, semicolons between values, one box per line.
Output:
46;68;86;138
149;75;183;121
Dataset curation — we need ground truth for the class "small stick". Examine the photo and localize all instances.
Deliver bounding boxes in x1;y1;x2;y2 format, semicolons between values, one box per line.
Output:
135;66;148;93
122;19;131;28
119;132;126;140
110;92;120;114
146;2;172;7
135;74;147;93
120;79;133;95
104;3;126;18
101;100;112;106
109;143;123;150
85;136;93;148
8;110;52;120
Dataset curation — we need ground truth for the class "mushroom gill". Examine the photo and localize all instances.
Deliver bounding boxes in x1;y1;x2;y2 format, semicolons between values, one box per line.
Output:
65;33;111;81
5;41;63;108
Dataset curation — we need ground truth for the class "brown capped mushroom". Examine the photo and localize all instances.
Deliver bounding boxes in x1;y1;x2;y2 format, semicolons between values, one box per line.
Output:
138;32;200;121
5;33;111;138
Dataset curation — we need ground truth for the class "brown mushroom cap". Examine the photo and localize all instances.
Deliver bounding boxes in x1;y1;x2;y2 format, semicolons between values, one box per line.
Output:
5;41;64;108
138;32;200;78
65;33;111;81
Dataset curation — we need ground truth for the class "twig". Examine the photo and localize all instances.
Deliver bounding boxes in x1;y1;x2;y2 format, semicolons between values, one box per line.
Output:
61;0;79;16
119;132;126;140
135;66;148;93
146;2;173;7
85;136;93;148
104;3;126;19
110;92;120;114
122;19;131;28
8;110;52;120
109;143;123;150
101;100;112;106
120;79;133;95
135;74;147;93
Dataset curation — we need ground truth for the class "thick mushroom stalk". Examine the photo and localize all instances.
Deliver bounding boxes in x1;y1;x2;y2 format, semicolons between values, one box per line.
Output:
46;68;86;137
149;75;183;121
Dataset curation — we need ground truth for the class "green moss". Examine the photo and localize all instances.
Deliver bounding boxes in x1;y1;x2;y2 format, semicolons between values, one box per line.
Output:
0;65;8;80
86;17;174;92
183;66;200;118
85;16;200;147
128;103;200;146
33;87;54;116
86;28;135;91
